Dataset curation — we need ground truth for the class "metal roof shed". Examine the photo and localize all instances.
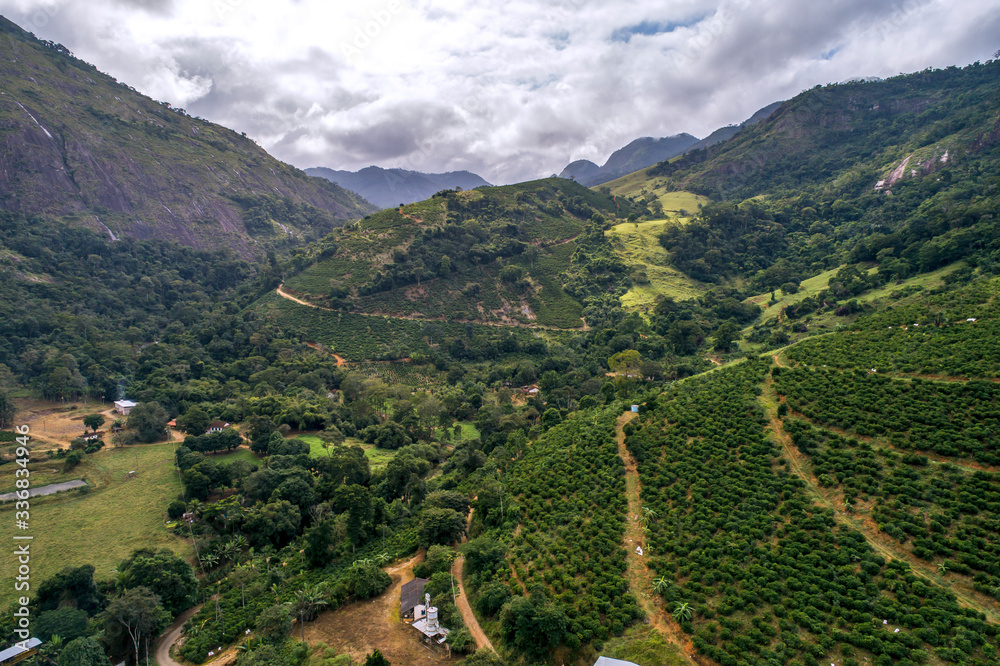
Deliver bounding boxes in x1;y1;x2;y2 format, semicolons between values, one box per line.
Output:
400;577;428;619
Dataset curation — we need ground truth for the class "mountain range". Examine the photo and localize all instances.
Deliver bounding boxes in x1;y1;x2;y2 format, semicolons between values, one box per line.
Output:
4;9;1000;666
306;166;491;209
559;101;784;187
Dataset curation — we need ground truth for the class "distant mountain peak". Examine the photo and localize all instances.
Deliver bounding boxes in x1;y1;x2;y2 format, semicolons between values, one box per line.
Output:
562;104;784;188
306;166;491;209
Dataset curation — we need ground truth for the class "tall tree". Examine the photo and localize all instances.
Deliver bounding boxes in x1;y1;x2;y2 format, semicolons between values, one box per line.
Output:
83;413;105;432
126;402;169;442
101;587;168;666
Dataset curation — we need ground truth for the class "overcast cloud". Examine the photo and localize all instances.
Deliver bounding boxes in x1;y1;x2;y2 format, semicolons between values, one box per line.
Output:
2;0;998;183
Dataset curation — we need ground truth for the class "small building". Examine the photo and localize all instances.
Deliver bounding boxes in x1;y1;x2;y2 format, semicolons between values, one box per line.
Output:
631;404;639;413
594;658;639;666
411;593;449;646
0;638;42;665
207;421;230;434
114;400;137;415
400;577;428;621
166;419;177;429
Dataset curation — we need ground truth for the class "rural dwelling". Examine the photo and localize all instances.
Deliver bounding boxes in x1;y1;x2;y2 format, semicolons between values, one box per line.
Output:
207;421;230;433
166;419;177;429
593;658;639;666
400;577;428;621
113;399;137;415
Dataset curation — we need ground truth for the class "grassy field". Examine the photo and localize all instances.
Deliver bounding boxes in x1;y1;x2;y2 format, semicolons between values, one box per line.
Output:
452;421;481;442
598;625;689;666
207;447;261;466
0;442;189;610
601;171;709;215
298;435;397;471
746;261;966;326
606;218;705;311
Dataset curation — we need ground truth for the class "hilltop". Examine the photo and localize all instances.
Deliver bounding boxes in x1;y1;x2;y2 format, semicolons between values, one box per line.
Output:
0;16;374;257
276;177;642;329
307;166;491;209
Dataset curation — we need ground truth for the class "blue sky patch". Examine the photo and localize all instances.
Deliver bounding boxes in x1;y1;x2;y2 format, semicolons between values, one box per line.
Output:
611;14;708;43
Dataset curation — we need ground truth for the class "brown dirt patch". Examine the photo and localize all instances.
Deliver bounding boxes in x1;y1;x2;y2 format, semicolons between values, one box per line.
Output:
14;398;119;450
305;555;459;665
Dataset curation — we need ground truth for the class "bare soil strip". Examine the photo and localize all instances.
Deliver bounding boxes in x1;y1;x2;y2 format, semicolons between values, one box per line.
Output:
616;411;699;665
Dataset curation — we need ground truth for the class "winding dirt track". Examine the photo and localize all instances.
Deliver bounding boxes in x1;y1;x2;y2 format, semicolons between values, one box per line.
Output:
452;509;495;652
616;411;699;665
155;603;203;666
275;284;581;331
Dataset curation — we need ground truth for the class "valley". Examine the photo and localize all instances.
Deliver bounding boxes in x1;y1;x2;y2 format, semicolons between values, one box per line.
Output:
1;13;999;666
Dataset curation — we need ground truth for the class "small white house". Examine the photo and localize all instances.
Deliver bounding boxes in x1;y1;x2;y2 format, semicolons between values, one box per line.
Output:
114;400;137;415
207;421;230;434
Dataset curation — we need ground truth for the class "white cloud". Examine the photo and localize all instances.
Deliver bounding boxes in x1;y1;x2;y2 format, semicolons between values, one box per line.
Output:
2;0;998;183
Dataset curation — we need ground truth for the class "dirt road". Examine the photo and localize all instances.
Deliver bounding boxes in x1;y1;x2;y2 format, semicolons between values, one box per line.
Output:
616;411;699;665
155;603;203;666
275;284;580;332
451;508;494;652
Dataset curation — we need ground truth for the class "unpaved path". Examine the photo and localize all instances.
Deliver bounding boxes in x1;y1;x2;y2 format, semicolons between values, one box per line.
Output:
451;508;494;652
155;603;204;666
616;411;698;665
452;554;493;651
276;284;581;332
305;341;347;367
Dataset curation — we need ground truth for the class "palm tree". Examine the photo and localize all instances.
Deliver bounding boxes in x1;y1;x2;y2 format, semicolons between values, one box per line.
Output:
374;552;390;566
640;506;657;529
220;541;239;563
187;499;204;518
937;562;949;575
672;601;693;622
201;552;219;570
651;576;669;594
293;584;329;642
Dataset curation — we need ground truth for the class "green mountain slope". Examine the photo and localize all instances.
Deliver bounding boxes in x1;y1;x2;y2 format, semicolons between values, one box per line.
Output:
0;16;375;257
279;178;641;328
602;61;1000;316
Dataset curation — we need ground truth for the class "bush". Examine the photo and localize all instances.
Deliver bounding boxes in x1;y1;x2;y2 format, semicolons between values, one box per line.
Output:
167;499;187;520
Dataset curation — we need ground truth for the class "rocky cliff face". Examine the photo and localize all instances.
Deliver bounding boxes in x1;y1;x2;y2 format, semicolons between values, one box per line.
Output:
0;16;374;257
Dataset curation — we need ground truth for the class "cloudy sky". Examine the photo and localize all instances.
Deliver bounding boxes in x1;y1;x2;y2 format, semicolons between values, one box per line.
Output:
2;0;998;183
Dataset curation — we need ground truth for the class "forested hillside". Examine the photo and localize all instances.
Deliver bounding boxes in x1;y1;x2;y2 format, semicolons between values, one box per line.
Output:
644;61;1000;292
278;178;642;328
